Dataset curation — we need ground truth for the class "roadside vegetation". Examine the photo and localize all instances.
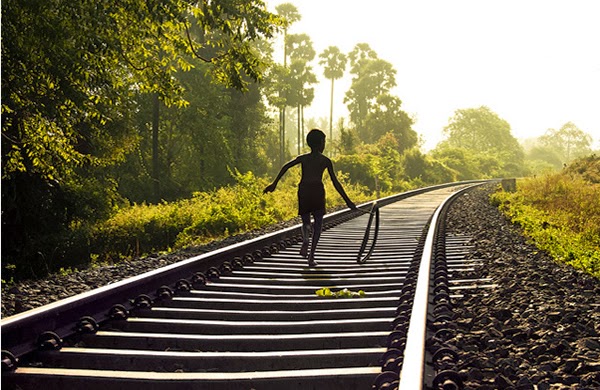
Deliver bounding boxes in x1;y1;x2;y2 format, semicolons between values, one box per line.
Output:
491;155;600;279
92;169;373;264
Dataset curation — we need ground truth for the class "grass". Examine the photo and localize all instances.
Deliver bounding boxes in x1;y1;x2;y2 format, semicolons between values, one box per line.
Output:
490;158;600;279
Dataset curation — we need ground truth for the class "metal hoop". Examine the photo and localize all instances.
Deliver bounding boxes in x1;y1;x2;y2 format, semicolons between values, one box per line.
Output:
357;202;380;263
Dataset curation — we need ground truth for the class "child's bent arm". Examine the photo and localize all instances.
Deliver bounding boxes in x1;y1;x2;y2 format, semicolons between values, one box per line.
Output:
327;160;356;209
263;157;301;193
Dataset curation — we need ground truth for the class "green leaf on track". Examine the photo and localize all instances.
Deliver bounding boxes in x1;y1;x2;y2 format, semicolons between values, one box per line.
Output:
315;287;365;298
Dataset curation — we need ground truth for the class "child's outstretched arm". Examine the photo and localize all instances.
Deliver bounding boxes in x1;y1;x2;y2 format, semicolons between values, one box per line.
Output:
263;157;300;193
326;159;357;210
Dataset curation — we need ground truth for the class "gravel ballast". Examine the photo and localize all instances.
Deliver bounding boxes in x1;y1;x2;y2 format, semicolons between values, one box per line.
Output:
445;186;599;389
2;184;599;388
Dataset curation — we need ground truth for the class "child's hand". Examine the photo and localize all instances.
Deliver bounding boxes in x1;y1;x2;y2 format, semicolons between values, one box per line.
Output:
263;183;276;194
347;201;357;210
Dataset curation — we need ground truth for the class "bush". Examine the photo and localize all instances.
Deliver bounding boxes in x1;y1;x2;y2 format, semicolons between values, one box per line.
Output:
563;154;600;183
334;154;381;190
92;171;277;260
2;171;124;280
89;169;374;263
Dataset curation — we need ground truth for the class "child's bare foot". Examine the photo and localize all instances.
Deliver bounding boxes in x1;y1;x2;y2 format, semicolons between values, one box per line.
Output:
308;256;318;267
300;242;309;258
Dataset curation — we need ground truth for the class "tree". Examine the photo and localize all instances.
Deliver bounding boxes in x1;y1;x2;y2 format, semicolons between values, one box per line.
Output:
1;0;281;278
2;0;281;182
539;122;593;164
364;94;417;150
285;33;315;62
526;145;563;173
275;3;302;65
288;60;317;152
113;38;276;202
337;121;359;155
285;33;317;154
263;63;292;159
344;44;398;141
274;2;301;165
442;106;525;176
343;44;416;152
319;46;347;140
430;146;482;180
347;43;378;75
443;106;521;155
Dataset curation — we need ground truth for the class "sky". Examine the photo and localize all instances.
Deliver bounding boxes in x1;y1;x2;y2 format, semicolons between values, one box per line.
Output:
264;0;600;151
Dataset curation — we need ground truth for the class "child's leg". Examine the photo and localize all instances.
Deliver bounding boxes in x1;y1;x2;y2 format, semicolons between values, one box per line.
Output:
300;213;311;257
308;209;324;265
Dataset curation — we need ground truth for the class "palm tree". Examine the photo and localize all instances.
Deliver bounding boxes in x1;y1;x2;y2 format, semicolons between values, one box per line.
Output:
287;34;316;153
275;3;301;165
288;59;317;153
319;46;347;140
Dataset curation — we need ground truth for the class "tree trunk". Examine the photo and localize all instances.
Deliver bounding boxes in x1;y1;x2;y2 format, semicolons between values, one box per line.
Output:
297;104;301;154
281;29;288;165
283;106;286;161
279;108;286;166
301;105;305;150
152;93;160;203
329;78;334;140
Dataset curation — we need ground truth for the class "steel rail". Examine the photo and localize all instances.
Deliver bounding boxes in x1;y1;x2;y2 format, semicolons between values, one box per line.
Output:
398;183;485;389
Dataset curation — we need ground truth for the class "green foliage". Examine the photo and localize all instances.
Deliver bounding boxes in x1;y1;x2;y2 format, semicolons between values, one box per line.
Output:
94;171;276;259
563;154;600;183
521;123;594;176
335;154;383;190
490;157;600;279
58;267;77;277
344;43;414;145
403;147;456;184
1;264;16;287
91;169;373;262
275;3;301;29
364;95;416;149
2;170;123;279
444;106;518;153
342;43;416;152
286;33;316;62
332;135;463;195
263;64;292;109
1;0;282;279
115;56;276;203
430;146;481;180
431;144;527;179
319;46;347;137
334;133;406;193
287;58;317;108
525;145;563;173
319;46;347;81
285;33;317;109
2;0;281;181
337;126;359;155
525;159;558;177
315;287;365;298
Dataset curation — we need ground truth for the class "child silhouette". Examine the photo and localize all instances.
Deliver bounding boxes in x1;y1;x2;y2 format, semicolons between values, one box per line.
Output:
264;129;356;266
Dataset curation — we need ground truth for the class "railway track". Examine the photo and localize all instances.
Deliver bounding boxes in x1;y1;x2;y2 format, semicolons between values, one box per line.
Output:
2;181;496;389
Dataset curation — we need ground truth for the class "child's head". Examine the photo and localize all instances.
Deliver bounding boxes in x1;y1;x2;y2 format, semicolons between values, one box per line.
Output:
306;129;326;152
